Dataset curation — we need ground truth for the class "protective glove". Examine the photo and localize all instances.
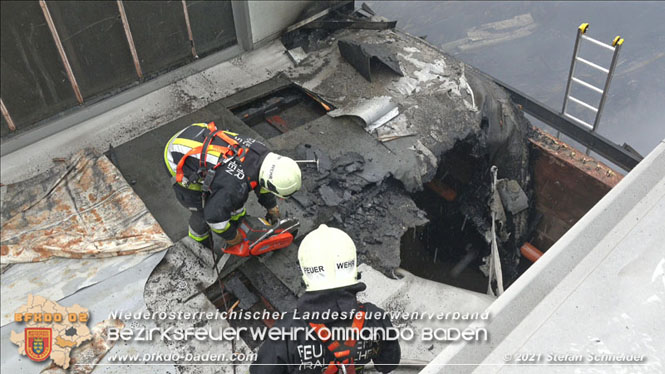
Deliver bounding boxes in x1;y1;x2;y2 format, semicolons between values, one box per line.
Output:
265;205;281;225
223;229;250;257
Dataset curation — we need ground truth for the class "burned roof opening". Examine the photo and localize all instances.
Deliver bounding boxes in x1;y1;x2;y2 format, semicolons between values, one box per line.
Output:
396;121;626;294
400;138;496;293
231;85;331;139
397;132;532;293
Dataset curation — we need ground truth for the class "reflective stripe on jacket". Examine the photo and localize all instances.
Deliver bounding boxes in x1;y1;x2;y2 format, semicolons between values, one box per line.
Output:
164;123;277;234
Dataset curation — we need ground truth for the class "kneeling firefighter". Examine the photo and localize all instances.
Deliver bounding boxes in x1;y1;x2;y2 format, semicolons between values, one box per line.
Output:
250;225;401;374
164;122;301;255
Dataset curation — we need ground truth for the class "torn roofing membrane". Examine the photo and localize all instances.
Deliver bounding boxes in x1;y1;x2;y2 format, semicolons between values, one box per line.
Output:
1;149;172;264
327;95;399;132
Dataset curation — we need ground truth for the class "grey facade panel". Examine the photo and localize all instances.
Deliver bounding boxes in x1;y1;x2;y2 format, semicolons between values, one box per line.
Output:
122;0;193;78
187;0;237;56
0;1;78;135
46;1;138;100
1;116;9;138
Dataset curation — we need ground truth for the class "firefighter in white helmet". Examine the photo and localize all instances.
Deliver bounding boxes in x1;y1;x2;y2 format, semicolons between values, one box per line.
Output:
164;121;301;255
251;225;401;374
298;224;359;291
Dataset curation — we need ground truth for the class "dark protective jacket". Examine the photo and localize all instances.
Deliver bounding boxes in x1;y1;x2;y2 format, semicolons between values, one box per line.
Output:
165;123;277;238
250;283;401;374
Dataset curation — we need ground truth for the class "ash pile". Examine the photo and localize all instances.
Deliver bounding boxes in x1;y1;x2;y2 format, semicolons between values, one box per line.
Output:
285;146;428;271
267;10;533;289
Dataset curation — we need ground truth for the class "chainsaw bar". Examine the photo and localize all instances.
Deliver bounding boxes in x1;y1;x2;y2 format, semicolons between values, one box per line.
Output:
248;217;299;250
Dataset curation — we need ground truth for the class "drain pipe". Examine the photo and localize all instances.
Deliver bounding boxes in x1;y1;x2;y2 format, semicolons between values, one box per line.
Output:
520;242;544;262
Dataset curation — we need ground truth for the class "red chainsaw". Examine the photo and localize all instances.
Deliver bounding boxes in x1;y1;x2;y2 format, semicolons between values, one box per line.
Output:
187;217;299;304
223;216;299;257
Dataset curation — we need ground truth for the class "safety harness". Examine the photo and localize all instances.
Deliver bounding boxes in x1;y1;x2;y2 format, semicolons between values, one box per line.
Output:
174;122;258;193
308;306;367;374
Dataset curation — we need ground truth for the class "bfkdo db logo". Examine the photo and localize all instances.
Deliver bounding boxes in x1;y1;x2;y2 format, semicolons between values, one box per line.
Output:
10;295;92;369
25;328;52;362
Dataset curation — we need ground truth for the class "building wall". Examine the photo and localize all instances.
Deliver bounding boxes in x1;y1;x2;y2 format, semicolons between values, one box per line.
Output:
0;0;335;140
247;1;311;44
0;0;237;138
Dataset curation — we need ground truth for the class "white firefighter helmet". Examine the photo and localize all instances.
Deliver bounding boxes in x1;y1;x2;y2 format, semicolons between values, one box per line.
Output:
298;224;358;292
258;152;302;198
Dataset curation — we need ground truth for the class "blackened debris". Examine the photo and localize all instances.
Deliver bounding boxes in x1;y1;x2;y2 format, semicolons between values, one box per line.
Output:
240;258;298;313
332;152;364;174
290;189;315;209
225;275;259;310
338;40;404;82
318;185;344;207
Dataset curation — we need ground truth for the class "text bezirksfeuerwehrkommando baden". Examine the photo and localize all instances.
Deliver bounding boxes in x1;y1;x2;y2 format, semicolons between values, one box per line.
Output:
106;309;490;343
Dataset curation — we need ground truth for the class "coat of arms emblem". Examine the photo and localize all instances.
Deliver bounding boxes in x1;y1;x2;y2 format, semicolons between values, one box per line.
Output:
25;328;52;362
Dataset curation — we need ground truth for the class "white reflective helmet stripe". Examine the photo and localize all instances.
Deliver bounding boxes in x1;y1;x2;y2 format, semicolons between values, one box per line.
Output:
164;128;186;174
298;225;358;292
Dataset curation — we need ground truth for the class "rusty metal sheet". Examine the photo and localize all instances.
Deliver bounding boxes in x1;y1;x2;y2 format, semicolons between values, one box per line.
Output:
1;149;172;264
529;127;623;185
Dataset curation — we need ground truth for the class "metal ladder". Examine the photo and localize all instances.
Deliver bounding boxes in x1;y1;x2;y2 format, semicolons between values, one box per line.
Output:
561;23;624;141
